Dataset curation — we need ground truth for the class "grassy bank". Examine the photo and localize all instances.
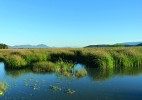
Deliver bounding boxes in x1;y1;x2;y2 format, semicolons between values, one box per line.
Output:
0;47;142;70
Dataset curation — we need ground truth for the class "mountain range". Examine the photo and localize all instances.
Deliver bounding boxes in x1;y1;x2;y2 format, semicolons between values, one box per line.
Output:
85;42;142;48
8;42;142;48
118;42;142;45
9;44;49;49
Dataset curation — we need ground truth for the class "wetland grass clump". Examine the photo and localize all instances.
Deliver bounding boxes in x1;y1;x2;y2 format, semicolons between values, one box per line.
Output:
75;69;87;78
4;55;28;69
122;49;142;67
10;50;50;65
111;52;131;68
110;48;142;68
32;61;56;72
1;47;142;70
50;49;76;62
0;82;8;96
80;49;114;69
55;59;75;77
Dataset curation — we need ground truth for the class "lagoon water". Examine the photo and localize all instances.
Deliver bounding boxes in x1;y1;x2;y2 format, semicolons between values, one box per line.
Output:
0;63;142;100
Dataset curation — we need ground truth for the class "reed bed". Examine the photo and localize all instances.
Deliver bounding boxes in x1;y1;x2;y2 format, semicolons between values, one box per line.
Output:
0;47;142;70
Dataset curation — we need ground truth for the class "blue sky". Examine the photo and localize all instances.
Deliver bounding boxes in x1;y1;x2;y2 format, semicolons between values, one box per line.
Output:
0;0;142;47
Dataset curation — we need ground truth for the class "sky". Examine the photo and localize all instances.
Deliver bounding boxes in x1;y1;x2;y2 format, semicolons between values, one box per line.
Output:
0;0;142;47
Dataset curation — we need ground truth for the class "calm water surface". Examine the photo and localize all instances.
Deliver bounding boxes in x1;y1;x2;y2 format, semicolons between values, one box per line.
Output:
0;63;142;100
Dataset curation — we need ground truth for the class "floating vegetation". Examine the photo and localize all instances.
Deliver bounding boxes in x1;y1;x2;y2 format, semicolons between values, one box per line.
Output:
13;83;17;87
0;82;9;96
33;83;39;90
50;85;61;91
24;83;29;87
66;89;75;94
30;94;33;96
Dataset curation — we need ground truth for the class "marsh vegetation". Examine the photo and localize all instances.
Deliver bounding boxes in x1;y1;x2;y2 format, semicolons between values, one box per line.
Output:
1;47;142;99
0;47;142;70
0;61;142;99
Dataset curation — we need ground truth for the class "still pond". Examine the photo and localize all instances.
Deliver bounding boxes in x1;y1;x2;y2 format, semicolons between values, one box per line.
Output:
0;62;142;100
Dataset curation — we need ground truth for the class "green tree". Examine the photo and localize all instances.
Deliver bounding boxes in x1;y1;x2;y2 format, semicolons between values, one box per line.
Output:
0;43;8;49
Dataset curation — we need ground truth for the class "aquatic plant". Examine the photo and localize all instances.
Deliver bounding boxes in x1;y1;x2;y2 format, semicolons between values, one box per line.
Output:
66;89;75;94
50;85;61;91
4;55;27;68
32;61;56;72
1;47;142;70
0;82;8;96
75;69;87;78
55;59;74;77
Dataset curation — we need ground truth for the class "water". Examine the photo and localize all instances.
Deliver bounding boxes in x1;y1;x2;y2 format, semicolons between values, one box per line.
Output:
0;62;142;100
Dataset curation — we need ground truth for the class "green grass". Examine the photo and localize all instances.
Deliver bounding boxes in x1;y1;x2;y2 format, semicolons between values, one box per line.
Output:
0;82;8;96
32;61;56;72
1;47;142;70
75;69;87;78
4;55;27;69
55;59;74;77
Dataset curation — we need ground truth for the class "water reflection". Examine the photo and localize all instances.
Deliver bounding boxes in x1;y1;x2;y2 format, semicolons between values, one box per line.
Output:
1;63;142;100
87;67;142;81
2;63;142;81
5;68;31;78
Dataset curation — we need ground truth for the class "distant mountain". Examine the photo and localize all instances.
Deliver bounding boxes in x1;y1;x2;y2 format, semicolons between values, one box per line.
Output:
84;42;142;48
120;42;142;46
9;44;49;49
84;44;125;48
137;43;142;46
85;44;111;48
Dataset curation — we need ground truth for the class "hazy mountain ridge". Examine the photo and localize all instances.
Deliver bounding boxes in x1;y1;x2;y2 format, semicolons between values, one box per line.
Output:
85;42;142;48
137;43;142;46
119;42;142;45
9;44;49;49
7;42;142;48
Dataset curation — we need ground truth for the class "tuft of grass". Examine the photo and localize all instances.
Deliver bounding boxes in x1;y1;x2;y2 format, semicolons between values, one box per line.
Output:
55;59;74;77
4;55;27;68
32;61;56;72
0;82;9;96
75;69;87;78
1;47;142;70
